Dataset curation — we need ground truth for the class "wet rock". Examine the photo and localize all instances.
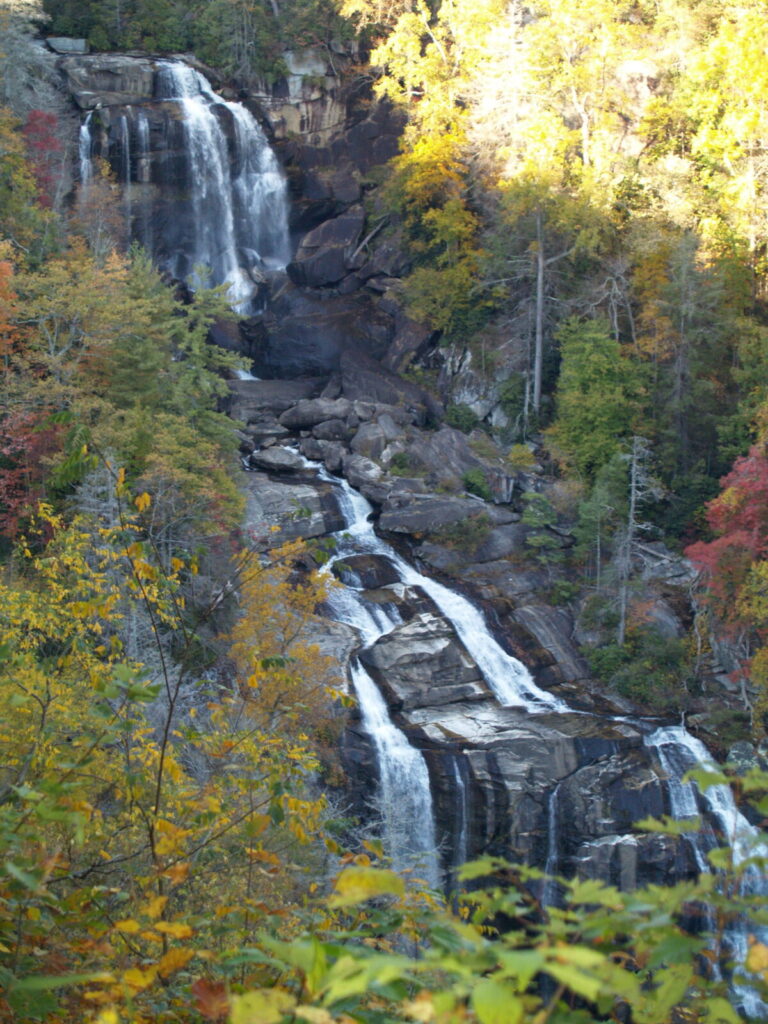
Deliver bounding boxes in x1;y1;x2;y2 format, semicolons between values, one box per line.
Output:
58;54;155;108
332;554;400;589
287;206;365;287
361;614;491;711
317;440;346;474
342;453;384;491
243;473;344;545
248;446;304;473
256;290;394;376
280;397;352;429
225;378;323;423
513;606;589;683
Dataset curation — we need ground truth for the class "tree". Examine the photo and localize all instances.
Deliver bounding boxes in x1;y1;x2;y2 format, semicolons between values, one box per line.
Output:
0;494;337;1020
547;317;641;480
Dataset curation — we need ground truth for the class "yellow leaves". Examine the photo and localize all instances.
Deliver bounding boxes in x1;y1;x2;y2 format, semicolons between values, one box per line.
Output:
134;491;151;513
294;1008;335;1024
329;866;405;908
144;895;168;920
247;813;271;837
154;819;192;857
122;966;157;991
247;848;281;870
746;940;768;977
230;988;296;1024
114;919;141;935
162;861;190;888
401;993;436;1022
154;920;194;939
157;946;194;978
95;1010;120;1024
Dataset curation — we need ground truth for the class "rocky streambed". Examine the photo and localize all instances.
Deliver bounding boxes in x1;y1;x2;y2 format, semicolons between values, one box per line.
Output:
228;375;738;892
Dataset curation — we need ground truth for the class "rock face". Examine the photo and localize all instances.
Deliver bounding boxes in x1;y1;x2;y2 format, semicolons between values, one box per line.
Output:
230;379;708;895
60;50;727;900
347;608;677;883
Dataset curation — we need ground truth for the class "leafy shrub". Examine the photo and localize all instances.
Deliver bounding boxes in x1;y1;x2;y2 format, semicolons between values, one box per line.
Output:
432;512;492;549
507;443;536;470
587;627;694;712
446;403;481;433
388;451;416;476
462;468;492;500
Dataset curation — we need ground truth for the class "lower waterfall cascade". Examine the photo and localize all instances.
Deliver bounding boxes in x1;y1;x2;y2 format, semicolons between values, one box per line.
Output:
78;58;290;311
287;459;768;1014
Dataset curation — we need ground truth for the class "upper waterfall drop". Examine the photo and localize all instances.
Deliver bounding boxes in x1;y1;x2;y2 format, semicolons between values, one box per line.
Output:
79;59;291;312
154;60;291;310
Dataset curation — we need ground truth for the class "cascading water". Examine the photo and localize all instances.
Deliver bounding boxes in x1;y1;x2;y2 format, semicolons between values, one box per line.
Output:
305;462;767;1012
646;726;767;1017
320;488;440;887
325;470;565;712
154;61;290;310
77;60;291;312
78;111;93;188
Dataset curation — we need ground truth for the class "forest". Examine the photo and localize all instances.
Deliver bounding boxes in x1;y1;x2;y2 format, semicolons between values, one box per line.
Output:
2;0;768;1020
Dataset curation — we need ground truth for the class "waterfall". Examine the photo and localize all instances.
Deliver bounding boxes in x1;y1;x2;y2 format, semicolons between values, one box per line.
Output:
134;112;152;252
78;60;290;311
325;471;566;712
321;510;440;886
349;661;440;887
647;726;767;1018
541;781;563;909
78;111;93;187
450;755;470;880
153;61;289;310
119;113;131;226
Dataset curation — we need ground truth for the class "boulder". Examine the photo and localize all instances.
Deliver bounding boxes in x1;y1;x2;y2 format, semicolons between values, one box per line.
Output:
47;37;88;54
280;397;352;429
350;421;389;460
361;613;491;711
339;350;440;425
243;416;291;443
287;207;365;287
332;554;400;590
512;605;590;683
224;378;323;423
342;453;384;490
243;473;344;545
405;426;485;489
312;418;353;442
248;446;304;473
254;289;394;376
378;493;488;536
58;54;155;107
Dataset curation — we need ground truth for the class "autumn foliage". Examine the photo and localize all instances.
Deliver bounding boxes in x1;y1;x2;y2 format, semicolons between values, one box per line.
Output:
686;444;768;624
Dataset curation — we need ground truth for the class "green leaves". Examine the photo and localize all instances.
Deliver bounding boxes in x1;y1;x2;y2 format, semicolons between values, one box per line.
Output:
329;866;405;907
472;979;523;1024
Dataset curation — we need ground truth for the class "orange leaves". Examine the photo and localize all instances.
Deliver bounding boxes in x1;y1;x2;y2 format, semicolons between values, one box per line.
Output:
162;861;190;888
192;978;230;1021
154;819;193;858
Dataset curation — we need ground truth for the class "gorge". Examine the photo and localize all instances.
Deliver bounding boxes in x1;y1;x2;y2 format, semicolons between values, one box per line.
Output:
2;29;764;1018
62;47;762;906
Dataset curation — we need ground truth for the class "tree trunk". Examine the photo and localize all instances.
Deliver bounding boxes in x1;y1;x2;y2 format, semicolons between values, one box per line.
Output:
533;207;545;416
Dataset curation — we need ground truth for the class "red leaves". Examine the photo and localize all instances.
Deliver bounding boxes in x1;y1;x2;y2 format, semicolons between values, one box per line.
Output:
22;110;62;209
685;444;768;624
0;408;61;540
191;978;229;1021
